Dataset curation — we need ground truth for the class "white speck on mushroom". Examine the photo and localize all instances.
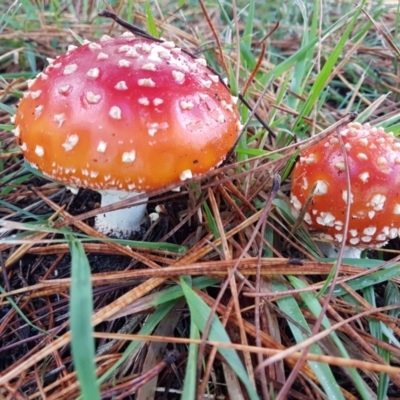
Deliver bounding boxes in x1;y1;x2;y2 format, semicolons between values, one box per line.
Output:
180;169;193;181
104;175;111;181
221;100;234;112
35;105;43;118
316;212;335;226
200;79;212;88
390;228;398;238
35;145;44;157
161;41;175;48
300;154;316;164
138;43;150;52
377;156;387;165
26;79;36;88
329;137;339;144
335;234;344;243
172;71;185;84
100;35;112;41
180;100;194;110
115;81;128;90
196;58;207;66
62;134;79;151
349;238;360;245
334;161;345;171
369;194;386;211
118;45;132;53
349;229;358;237
82;169;89;176
39;72;48;80
304;212;312;224
159;50;171;59
87;68;100;78
315;180;328;195
376;234;387;241
301;177;308;190
368;211;375;219
20;142;27;151
125;48;139;58
148;128;157;136
394;204;400;215
97;141;107;153
138;78;156;87
86;91;102;104
58;84;71;94
359;172;369;183
30;90;42;99
109;106;122;119
122;151;136;163
394;142;400;150
153;98;163;106
199;94;208;101
290;195;302;211
364;226;376;236
67;45;78;53
138;97;150;106
334;221;343;230
121;32;135;38
97;52;109;60
217;114;225;123
54;113;66;127
142;63;157;71
63;64;78;75
90;171;99;178
342;190;354;204
361;236;372;243
88;42;102;50
119;59;131;67
359;138;369;146
12;126;20;137
357;153;368;160
208;74;219;83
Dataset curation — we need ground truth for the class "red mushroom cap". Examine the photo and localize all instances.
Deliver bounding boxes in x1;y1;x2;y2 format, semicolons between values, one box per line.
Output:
290;122;400;246
14;34;241;192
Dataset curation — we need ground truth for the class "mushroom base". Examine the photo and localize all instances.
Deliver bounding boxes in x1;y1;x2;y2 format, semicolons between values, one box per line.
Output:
95;190;148;236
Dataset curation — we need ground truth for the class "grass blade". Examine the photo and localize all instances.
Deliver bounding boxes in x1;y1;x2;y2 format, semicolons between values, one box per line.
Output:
180;277;259;400
68;236;100;400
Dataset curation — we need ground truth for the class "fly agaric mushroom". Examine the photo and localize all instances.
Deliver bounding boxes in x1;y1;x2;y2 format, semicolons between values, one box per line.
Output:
13;34;241;236
290;122;400;257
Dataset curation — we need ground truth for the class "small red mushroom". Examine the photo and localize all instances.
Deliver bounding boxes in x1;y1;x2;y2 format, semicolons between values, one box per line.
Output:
14;33;241;236
290;122;400;256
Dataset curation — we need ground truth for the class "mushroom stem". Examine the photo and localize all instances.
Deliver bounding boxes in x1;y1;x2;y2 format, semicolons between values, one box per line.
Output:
95;190;148;236
317;242;362;259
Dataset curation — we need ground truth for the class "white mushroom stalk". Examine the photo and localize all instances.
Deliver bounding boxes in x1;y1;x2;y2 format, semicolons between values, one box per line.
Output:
95;190;148;235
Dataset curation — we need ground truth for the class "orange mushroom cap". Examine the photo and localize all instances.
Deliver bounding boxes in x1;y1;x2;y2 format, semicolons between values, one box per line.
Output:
290;122;400;247
14;34;241;192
